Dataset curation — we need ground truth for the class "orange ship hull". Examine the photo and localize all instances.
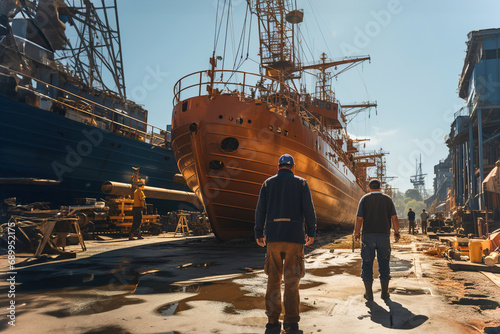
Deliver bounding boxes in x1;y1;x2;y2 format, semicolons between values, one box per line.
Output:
172;93;365;240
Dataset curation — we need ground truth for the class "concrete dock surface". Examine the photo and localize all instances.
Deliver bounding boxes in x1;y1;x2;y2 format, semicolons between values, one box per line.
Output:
1;231;499;334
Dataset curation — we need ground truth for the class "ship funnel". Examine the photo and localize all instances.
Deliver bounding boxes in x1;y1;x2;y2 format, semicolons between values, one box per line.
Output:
286;10;303;24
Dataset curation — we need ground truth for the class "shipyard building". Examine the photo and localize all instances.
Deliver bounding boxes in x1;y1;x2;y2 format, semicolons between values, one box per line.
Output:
441;28;500;231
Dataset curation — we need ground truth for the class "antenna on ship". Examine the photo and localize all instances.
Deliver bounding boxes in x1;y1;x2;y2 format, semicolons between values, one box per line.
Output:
343;102;378;124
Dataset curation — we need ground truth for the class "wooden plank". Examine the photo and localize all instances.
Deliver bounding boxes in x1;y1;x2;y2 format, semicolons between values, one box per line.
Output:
34;221;56;257
481;271;500;288
448;261;500;273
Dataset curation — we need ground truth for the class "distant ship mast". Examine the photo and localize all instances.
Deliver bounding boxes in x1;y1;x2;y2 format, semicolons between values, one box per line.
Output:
411;154;428;198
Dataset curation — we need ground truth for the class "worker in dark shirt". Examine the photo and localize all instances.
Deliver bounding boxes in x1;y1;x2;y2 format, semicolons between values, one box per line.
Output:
255;154;316;334
408;208;416;234
355;179;400;301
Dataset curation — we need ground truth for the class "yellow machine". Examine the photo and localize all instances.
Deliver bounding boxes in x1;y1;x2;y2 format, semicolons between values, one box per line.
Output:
98;168;200;235
106;197;161;235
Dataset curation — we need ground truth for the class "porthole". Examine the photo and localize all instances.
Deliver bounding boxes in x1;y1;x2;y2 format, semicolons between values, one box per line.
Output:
236;117;243;124
218;115;223;119
182;101;188;112
189;123;198;133
268;125;273;131
248;119;252;124
220;137;239;153
228;116;234;121
277;127;282;134
284;130;288;136
209;160;224;170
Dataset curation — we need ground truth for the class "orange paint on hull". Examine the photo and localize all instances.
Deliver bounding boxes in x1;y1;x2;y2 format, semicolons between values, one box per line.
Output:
172;94;365;240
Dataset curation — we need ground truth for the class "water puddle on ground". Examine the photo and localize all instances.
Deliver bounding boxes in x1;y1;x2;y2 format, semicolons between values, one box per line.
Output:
307;258;362;277
452;298;500;310
299;281;325;289
82;325;132;334
393;287;430;295
45;293;145;317
15;265;140;292
390;258;413;272
155;279;315;317
307;256;412;278
157;301;193;316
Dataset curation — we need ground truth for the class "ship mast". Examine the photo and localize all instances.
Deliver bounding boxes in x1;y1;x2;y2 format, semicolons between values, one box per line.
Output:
250;0;300;81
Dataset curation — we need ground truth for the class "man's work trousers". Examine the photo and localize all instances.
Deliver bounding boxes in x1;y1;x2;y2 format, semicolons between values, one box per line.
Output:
361;234;391;281
422;220;427;234
409;220;416;234
264;242;305;324
131;207;143;235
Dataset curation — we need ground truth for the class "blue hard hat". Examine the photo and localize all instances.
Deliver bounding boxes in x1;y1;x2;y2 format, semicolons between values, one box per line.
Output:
278;154;295;166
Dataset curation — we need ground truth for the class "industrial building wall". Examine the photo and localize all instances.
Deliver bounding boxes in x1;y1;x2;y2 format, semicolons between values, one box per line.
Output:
468;35;500;106
447;31;500;212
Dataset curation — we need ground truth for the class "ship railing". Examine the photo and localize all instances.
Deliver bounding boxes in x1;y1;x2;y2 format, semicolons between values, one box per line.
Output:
0;64;170;148
173;68;333;141
173;69;301;113
174;69;355;171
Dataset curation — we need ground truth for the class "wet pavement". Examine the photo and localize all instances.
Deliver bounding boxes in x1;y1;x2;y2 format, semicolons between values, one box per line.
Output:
0;232;498;333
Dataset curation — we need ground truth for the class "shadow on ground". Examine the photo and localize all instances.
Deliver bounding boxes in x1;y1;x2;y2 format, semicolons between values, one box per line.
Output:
367;299;428;329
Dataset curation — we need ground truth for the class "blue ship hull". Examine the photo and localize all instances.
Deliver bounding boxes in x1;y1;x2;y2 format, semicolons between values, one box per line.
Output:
0;95;188;213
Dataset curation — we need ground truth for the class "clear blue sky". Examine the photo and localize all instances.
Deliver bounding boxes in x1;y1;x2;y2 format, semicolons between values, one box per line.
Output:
114;0;500;195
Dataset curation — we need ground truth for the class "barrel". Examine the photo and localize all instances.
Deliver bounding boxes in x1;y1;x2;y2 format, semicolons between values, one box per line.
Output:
469;239;483;263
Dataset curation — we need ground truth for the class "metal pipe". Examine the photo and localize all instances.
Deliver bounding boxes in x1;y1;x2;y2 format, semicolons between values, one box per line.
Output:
468;120;476;210
101;181;201;208
478;109;484;210
0;178;61;185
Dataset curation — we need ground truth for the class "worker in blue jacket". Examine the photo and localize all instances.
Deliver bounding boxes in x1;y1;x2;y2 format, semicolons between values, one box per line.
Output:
255;154;316;334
